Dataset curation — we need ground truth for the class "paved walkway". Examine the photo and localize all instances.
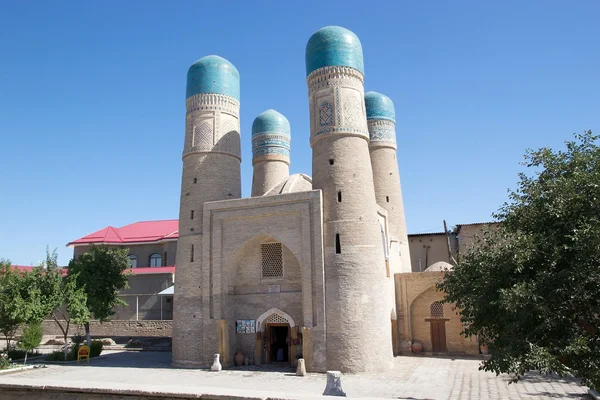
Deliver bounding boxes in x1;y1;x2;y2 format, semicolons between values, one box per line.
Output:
0;351;591;399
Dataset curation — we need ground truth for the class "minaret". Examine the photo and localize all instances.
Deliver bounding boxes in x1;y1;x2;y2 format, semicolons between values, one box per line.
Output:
172;55;241;367
366;92;411;273
306;26;393;373
251;110;291;196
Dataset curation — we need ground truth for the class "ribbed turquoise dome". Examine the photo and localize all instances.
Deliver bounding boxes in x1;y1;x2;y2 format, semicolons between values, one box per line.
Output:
186;55;240;101
252;110;291;137
305;26;364;77
365;91;396;123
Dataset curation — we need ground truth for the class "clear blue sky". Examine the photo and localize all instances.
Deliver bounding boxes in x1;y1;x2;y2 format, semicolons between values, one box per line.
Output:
1;1;598;266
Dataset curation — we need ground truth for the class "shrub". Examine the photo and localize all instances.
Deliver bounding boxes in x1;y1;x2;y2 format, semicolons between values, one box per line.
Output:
17;322;43;364
45;340;103;362
7;349;41;361
46;350;75;362
71;334;85;346
0;353;10;369
90;340;103;357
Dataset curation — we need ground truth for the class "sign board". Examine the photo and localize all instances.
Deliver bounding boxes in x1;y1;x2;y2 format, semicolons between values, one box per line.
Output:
268;284;281;294
236;319;256;333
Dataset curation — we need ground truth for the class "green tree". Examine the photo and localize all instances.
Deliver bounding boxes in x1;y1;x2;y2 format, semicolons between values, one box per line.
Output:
67;245;129;345
0;260;28;350
31;249;90;357
438;131;600;390
17;322;42;365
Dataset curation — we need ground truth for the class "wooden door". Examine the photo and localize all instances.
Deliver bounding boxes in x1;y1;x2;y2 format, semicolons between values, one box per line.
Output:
430;320;447;352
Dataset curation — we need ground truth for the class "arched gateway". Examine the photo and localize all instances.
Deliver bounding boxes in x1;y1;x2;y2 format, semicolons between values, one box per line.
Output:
255;308;297;364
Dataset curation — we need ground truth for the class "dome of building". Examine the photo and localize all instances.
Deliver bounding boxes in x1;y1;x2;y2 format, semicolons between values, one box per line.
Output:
264;174;312;196
252;109;291;137
423;261;453;273
365;91;396;123
252;110;291;161
186;55;240;101
305;26;364;77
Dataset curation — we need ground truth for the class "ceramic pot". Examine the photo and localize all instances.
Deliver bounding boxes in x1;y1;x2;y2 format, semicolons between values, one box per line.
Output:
412;341;423;353
234;351;244;366
479;343;488;355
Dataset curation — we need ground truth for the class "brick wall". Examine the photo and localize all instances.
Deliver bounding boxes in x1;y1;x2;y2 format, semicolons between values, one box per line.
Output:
40;320;172;338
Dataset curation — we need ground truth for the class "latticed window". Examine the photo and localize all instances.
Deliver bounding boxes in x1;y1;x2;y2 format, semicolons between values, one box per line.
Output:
430;302;444;318
266;314;288;324
261;242;283;278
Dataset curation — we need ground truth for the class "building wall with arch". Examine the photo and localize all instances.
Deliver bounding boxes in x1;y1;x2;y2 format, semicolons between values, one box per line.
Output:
226;234;304;360
395;271;478;355
199;190;326;371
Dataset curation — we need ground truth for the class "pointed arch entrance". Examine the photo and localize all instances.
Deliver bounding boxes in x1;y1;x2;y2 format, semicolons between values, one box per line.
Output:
256;308;296;365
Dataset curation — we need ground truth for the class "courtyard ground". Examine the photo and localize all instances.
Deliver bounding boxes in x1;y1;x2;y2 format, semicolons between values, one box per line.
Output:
0;350;591;399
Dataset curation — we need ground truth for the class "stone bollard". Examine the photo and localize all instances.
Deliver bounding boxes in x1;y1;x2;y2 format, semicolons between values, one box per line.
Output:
323;371;346;397
210;354;222;371
296;358;306;376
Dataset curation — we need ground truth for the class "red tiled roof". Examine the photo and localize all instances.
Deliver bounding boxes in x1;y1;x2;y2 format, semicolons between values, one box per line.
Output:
11;265;68;276
68;220;178;246
10;265;174;277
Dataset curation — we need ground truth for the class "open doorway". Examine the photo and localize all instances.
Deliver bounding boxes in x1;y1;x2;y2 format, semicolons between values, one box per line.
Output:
268;324;289;363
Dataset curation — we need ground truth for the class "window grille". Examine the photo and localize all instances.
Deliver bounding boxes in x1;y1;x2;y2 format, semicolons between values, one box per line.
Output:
430;302;444;318
266;314;288;324
261;243;283;278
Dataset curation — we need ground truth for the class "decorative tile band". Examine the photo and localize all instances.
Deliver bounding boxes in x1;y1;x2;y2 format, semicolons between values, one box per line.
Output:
253;146;290;157
368;120;396;149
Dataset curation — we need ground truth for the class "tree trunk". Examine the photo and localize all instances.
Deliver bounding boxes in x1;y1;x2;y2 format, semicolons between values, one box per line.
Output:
63;332;68;358
85;322;91;346
23;351;27;365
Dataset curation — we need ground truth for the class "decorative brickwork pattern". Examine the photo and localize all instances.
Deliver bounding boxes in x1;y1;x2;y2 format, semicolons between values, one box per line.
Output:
185;93;240;118
307;66;369;145
319;102;334;126
183;93;241;160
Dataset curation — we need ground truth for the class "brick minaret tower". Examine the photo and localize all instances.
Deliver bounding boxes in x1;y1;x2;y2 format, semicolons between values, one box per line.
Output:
306;26;393;373
251;109;291;196
172;55;241;367
366;91;411;273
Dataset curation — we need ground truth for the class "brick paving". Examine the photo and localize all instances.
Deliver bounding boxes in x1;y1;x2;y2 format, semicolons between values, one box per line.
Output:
0;351;591;399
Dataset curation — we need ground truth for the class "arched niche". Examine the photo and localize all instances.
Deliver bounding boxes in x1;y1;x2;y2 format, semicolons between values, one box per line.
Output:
225;234;302;292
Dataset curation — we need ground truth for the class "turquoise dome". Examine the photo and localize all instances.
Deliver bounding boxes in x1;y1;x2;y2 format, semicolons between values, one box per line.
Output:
305;26;364;77
186;55;240;101
365;91;396;123
252;109;291;137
